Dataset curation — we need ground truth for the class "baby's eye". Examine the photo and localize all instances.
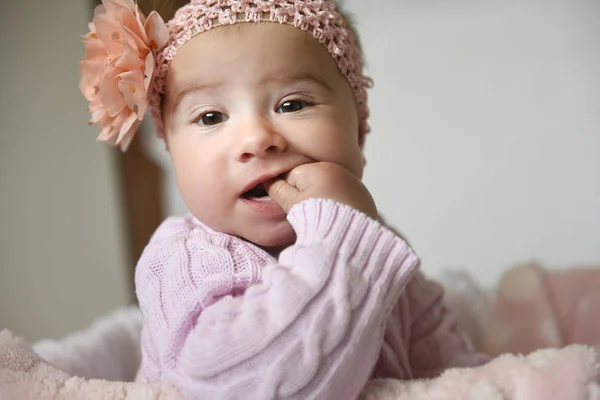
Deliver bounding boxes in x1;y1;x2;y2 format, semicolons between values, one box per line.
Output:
276;100;307;114
196;111;229;126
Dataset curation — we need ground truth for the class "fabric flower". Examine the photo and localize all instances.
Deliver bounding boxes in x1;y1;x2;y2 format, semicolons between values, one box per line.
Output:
79;0;169;151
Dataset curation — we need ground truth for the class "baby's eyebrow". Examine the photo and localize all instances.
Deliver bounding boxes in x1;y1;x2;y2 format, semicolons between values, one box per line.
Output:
262;72;334;93
173;81;225;109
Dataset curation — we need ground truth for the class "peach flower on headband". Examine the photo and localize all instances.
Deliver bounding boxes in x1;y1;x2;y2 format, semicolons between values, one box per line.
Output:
79;0;168;151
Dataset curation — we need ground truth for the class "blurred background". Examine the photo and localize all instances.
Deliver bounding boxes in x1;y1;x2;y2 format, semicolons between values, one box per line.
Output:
0;0;598;342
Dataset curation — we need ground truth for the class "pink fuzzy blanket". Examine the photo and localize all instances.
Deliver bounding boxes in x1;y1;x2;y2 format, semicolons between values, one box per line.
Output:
0;330;180;400
361;346;599;400
1;330;598;399
483;262;600;357
2;263;600;399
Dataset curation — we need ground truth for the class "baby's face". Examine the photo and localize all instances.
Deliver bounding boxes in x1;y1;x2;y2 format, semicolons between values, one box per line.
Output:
162;23;364;249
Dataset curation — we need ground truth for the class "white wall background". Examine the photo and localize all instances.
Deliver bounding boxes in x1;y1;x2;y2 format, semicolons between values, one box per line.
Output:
354;0;600;286
146;0;599;287
0;1;130;341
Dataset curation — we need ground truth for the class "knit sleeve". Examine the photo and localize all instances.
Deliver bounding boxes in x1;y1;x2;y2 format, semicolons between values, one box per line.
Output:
406;272;490;378
135;198;419;399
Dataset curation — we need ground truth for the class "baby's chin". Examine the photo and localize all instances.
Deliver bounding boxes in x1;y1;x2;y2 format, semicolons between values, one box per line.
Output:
248;228;296;248
239;223;297;253
190;210;296;253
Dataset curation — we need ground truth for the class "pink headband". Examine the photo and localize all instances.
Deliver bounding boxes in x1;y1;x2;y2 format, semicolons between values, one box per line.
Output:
80;0;372;151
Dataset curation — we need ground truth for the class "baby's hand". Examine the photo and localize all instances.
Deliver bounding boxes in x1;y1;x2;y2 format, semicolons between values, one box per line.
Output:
264;162;378;219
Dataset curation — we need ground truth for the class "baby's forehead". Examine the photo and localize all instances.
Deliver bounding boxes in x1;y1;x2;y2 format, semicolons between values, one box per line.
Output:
165;23;342;93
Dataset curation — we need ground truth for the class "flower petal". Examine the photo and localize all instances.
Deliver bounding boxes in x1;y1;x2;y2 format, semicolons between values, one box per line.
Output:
82;36;107;61
79;67;101;101
93;11;124;56
115;43;144;71
134;4;147;26
117;70;147;119
143;52;154;93
93;3;107;19
119;130;137;151
118;112;141;151
89;96;104;112
118;6;145;42
92;109;112;128
90;107;107;124
79;47;106;92
102;0;147;46
81;0;153;152
98;107;127;144
100;67;126;116
144;11;169;51
96;113;118;145
132;8;150;45
122;23;148;55
97;126;118;146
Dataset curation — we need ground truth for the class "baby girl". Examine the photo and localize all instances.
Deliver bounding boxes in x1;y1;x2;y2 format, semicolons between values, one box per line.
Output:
79;0;489;398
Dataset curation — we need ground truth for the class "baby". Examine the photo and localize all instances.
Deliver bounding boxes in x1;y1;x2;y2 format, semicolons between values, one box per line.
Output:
79;0;489;398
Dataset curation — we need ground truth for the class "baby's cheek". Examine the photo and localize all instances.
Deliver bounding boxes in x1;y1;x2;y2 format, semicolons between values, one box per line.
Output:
185;190;226;230
319;132;364;177
176;170;215;215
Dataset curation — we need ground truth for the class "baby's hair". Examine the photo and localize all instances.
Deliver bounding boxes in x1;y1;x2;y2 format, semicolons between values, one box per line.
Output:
142;0;364;54
136;0;188;21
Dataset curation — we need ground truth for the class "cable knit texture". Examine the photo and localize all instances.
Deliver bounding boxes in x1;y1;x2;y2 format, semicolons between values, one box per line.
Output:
135;199;488;399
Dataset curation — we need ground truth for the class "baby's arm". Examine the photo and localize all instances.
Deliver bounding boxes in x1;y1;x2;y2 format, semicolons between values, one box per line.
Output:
406;272;490;378
136;199;419;399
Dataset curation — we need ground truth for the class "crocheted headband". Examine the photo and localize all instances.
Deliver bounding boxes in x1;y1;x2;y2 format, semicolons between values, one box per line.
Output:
79;0;373;151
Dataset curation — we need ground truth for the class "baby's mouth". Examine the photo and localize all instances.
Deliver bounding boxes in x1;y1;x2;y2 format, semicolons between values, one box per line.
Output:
242;183;270;199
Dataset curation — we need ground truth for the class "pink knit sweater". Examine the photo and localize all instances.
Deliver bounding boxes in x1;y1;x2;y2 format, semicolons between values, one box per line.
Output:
135;199;488;399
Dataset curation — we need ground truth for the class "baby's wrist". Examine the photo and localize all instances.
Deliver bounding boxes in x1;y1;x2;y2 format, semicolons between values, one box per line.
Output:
288;197;416;273
288;198;381;245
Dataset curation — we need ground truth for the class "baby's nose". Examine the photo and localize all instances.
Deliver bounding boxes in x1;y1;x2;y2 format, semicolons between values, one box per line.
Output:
236;123;288;162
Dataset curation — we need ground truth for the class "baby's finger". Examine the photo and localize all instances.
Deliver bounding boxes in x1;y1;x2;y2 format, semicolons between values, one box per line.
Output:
282;165;311;191
263;178;300;213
